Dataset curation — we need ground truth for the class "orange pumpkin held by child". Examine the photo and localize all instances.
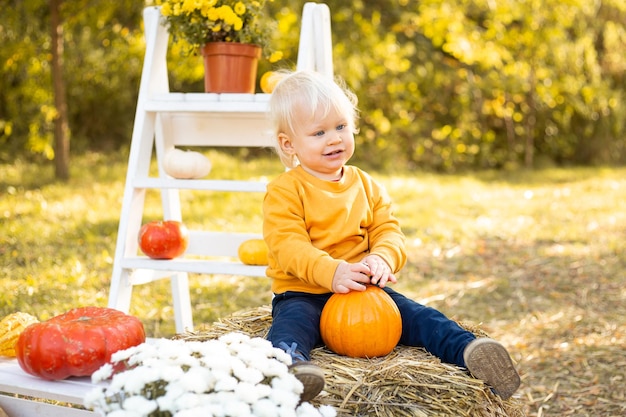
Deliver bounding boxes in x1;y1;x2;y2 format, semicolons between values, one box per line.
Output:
320;285;402;358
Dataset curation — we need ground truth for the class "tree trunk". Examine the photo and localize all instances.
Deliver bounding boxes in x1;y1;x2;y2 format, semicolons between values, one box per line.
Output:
524;66;536;168
50;0;70;180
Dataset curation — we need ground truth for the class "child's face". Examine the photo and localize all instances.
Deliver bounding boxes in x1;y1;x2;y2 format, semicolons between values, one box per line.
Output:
279;104;355;181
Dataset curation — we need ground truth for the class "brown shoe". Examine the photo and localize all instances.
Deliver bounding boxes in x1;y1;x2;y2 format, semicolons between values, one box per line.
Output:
463;338;521;399
288;361;325;402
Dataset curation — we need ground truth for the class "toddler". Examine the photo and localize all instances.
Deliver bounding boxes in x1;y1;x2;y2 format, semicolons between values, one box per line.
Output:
263;70;521;402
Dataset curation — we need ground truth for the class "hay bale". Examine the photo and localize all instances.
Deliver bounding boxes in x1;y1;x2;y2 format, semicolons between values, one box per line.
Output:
176;306;524;417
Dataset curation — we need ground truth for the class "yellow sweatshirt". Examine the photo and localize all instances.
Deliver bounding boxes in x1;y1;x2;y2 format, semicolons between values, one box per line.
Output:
263;165;407;294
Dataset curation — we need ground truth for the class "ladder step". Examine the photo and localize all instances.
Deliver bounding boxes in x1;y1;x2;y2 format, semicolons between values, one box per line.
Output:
120;257;267;279
145;93;270;113
132;178;268;192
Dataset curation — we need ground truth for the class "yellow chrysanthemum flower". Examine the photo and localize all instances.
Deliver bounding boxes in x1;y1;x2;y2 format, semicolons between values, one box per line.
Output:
206;7;219;21
160;3;172;16
234;2;246;15
181;0;196;14
268;51;283;63
217;5;233;20
160;0;278;58
220;7;239;27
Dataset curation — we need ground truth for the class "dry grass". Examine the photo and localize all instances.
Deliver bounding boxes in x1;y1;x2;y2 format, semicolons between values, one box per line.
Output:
383;170;626;417
2;154;625;416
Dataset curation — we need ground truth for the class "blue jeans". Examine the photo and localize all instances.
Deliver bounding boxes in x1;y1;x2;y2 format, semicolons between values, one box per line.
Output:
267;288;476;367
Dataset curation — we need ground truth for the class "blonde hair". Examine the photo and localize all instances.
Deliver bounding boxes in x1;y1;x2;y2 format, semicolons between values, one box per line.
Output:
268;70;359;168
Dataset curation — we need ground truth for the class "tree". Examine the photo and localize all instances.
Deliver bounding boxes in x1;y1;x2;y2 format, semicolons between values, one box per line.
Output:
1;0;625;171
274;0;625;170
50;0;70;180
0;0;145;164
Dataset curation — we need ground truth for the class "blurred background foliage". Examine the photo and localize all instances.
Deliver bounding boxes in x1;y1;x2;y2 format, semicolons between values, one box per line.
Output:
0;0;624;172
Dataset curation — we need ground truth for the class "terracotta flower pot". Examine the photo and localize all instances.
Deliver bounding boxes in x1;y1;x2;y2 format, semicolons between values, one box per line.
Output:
200;42;261;94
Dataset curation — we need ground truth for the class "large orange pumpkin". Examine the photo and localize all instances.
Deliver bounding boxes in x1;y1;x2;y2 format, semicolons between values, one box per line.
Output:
16;307;145;380
320;285;402;358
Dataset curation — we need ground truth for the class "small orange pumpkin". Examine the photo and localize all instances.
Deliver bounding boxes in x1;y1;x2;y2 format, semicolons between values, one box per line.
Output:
320;285;402;358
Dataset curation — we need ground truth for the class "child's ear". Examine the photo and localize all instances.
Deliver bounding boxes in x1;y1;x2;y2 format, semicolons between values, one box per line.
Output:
279;133;295;155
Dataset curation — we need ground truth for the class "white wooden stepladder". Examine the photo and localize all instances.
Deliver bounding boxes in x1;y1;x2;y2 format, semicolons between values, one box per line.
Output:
107;4;333;334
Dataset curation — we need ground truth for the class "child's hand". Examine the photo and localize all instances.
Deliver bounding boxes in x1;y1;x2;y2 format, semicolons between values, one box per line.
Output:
361;255;397;288
331;262;372;293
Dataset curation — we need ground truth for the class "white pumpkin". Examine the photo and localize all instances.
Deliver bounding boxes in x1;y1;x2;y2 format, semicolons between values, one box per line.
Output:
163;148;211;179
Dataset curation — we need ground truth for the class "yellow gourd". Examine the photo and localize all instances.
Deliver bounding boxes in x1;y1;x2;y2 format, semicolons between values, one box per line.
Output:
238;239;269;265
0;312;39;357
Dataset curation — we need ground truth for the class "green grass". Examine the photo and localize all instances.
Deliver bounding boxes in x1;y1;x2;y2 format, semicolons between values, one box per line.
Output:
1;150;283;334
2;151;625;416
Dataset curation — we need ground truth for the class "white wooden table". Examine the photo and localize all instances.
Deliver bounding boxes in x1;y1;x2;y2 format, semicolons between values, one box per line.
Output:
0;357;105;417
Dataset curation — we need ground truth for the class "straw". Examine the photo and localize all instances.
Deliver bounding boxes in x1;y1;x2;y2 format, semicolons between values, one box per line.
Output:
176;306;525;417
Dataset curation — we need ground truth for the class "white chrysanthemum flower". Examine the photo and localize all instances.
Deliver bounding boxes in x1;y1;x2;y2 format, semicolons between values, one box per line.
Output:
199;354;235;374
247;336;275;350
254;382;273;399
156;364;185;382
174;406;214;417
173;392;204;410
219;332;250;345
177;366;216;393
91;363;114;383
212;390;239;406
252;398;280;417
110;343;141;363
172;352;201;368
254;354;289;377
237;348;264;365
297;402;328;417
272;372;303;394
295;399;339;417
318;405;338;417
123;367;162;394
196;339;231;357
164;379;186;398
269;387;301;410
84;334;335;417
232;357;264;384
222;398;252;416
107;369;132;393
234;381;263;404
155;339;187;360
214;375;238;392
225;340;246;354
205;402;227;416
83;387;104;408
277;405;298;417
122;395;157;415
155;393;175;413
272;347;294;365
